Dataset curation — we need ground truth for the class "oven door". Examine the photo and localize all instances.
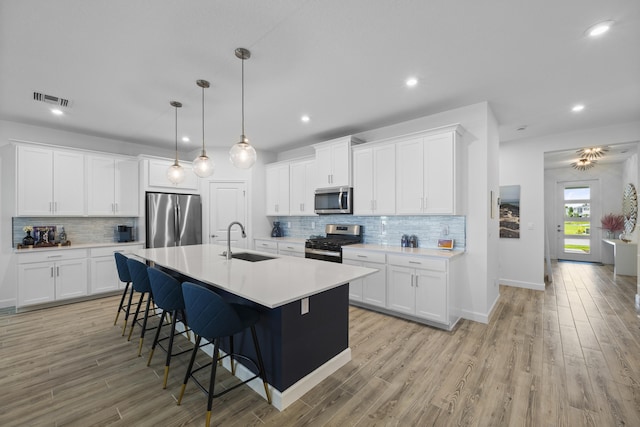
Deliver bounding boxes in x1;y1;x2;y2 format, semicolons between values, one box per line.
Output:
305;248;342;263
314;187;352;214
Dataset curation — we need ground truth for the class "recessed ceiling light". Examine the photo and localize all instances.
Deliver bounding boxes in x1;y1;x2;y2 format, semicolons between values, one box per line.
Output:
587;21;614;37
182;136;190;143
51;108;63;116
301;115;310;123
405;77;418;87
572;104;585;112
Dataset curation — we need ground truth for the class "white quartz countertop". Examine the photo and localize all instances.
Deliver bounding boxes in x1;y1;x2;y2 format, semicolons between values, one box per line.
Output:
14;241;143;254
343;244;465;259
133;244;376;309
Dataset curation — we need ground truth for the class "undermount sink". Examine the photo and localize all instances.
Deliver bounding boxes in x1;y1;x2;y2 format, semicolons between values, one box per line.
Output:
226;252;276;262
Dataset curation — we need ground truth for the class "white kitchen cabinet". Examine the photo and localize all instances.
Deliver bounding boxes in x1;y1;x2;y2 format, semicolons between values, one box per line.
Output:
147;158;199;191
353;143;396;215
17;249;88;307
254;239;279;254
17;145;85;216
386;254;447;324
343;249;386;307
89;244;144;294
87;156;139;216
277;241;305;258
265;163;290;216
289;158;316;216
313;136;360;189
396;126;465;215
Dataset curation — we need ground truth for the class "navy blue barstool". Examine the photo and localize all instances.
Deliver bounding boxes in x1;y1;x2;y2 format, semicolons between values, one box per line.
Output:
146;267;192;388
113;252;135;334
126;258;157;356
178;282;271;427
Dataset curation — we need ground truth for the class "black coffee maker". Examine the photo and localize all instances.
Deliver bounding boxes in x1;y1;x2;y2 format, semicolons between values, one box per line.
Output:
117;225;133;242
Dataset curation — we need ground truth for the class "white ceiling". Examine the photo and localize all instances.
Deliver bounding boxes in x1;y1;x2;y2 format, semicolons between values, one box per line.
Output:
1;0;639;157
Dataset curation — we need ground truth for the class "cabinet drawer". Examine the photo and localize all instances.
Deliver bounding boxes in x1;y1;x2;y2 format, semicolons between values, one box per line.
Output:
17;249;88;264
90;244;143;257
254;240;278;251
342;250;386;264
277;242;304;254
387;254;446;271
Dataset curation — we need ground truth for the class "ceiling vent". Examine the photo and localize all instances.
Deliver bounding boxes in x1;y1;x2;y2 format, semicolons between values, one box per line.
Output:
33;91;71;108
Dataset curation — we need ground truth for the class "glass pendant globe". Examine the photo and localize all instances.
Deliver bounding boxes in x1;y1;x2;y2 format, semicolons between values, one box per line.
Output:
167;162;185;184
229;140;257;169
193;152;214;177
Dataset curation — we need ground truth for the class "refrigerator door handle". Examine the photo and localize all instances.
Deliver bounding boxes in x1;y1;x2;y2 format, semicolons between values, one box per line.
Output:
175;202;181;246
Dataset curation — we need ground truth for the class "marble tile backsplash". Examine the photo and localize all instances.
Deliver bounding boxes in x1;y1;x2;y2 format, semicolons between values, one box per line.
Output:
270;215;466;249
12;217;138;248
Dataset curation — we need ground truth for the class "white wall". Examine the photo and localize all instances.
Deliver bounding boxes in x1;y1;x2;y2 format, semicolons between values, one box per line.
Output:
499;120;640;290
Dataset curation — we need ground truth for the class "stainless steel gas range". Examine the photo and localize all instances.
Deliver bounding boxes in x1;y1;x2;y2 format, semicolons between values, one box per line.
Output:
304;224;362;263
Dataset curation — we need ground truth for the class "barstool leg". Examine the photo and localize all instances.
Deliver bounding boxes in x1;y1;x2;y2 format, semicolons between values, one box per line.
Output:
137;296;153;356
121;284;136;336
229;335;235;375
178;335;202;405
114;281;130;325
162;309;179;389
250;325;272;404
206;338;221;427
127;292;145;340
147;310;167;367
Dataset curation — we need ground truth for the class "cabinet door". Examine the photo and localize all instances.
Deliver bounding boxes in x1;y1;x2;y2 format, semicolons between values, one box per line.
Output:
373;144;396;214
314;145;333;188
289;160;315;215
265;164;289;215
362;261;386;307
414;268;447;323
53;150;85;215
386;264;415;315
90;256;119;294
353;149;374;214
424;132;454;214
330;141;351;187
115;159;139;216
395;137;424;214
342;259;364;301
87;156;116;215
17;146;54;215
55;259;88;300
17;262;55;306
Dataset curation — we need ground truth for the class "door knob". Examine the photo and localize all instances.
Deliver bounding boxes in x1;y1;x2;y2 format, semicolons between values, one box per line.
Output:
211;234;218;238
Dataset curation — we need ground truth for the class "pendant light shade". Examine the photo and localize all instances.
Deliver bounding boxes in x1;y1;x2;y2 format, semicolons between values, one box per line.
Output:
193;79;214;177
167;101;185;184
230;47;257;169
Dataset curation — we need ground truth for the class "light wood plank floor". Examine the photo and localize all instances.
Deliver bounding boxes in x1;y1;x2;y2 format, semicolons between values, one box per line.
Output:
1;261;639;426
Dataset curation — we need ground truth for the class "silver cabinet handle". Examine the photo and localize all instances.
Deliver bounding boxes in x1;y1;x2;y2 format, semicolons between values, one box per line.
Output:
409;261;421;265
415;276;419;287
50;267;54;278
47;255;63;259
357;254;367;258
56;266;59;277
410;273;414;287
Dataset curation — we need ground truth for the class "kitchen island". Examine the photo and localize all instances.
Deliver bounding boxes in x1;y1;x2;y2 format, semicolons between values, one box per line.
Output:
133;244;376;410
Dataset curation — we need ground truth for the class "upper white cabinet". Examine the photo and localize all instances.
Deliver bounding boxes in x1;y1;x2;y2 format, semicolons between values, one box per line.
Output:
265;162;290;215
313;136;360;189
289;158;316;216
87;155;139;216
353;143;396;215
396;126;465;215
147;158;199;191
17;145;85;216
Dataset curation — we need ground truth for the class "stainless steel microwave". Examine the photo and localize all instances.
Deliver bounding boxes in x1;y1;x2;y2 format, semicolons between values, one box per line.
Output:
314;187;353;214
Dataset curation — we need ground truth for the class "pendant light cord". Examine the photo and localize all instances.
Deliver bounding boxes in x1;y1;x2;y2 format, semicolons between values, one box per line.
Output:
241;55;245;138
174;105;178;162
201;85;205;152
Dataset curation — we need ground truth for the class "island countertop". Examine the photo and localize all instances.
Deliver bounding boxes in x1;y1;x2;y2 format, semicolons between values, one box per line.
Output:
133;244;376;309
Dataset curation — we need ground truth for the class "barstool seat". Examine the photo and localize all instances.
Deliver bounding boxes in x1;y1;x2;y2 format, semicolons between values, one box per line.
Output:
178;282;271;427
113;252;135;334
126;258;158;356
146;267;193;388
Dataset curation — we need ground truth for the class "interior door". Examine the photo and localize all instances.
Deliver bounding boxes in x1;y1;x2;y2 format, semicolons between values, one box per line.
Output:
208;181;248;249
556;180;600;262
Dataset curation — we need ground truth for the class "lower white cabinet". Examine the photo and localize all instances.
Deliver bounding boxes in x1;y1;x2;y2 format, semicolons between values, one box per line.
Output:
277;241;305;258
17;249;88;307
254;239;279;254
343;249;386;307
89;245;144;294
387;255;447;324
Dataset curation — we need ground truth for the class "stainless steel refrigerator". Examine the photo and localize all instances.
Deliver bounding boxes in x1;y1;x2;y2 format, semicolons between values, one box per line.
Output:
145;192;202;248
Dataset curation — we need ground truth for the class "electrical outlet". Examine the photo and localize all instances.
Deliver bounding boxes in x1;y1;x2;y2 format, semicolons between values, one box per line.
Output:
287;222;291;228
311;222;315;230
301;297;309;315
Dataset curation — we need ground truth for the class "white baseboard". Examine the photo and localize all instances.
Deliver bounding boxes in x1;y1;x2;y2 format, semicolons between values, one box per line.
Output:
499;278;545;291
0;298;16;310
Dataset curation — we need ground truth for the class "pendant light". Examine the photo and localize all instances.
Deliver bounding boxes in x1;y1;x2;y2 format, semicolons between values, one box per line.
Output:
167;101;186;184
193;79;215;177
229;47;257;169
